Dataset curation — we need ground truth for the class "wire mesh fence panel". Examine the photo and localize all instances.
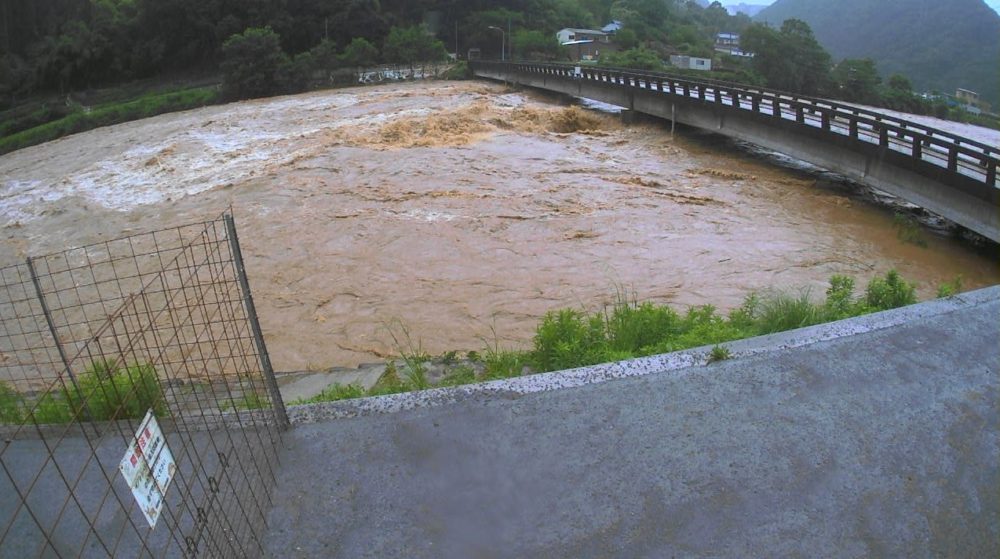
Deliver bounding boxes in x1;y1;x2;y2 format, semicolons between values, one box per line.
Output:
0;213;285;558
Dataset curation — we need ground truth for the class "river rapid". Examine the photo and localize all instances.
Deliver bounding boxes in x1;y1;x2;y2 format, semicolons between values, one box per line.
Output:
1;81;997;371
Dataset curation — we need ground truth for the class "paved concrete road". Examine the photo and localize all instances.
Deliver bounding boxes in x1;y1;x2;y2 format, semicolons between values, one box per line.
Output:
264;294;999;558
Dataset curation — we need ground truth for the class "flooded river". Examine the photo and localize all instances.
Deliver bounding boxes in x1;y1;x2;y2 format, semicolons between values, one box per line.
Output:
1;81;997;371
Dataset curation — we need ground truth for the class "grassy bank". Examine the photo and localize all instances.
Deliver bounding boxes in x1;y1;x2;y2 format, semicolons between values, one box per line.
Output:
0;86;220;155
295;270;944;405
0;360;166;425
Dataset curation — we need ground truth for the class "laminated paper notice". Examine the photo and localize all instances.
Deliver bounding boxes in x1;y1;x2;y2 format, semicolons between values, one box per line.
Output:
119;410;176;528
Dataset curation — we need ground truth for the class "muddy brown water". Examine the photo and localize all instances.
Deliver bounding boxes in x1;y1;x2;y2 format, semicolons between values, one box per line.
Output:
2;81;997;373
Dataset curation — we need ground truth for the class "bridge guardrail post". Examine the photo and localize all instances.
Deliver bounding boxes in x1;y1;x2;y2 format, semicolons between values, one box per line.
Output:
912;133;923;160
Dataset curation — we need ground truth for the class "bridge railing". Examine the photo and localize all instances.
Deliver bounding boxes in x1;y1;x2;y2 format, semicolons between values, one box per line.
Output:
472;61;999;189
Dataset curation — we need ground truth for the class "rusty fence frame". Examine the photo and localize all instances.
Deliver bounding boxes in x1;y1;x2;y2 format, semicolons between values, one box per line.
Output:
0;212;286;558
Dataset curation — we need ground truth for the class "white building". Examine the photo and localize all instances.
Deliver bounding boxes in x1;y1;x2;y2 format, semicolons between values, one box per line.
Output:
669;55;712;71
556;28;610;44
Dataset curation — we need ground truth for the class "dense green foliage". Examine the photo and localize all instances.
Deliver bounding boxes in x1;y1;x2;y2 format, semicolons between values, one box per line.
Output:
0;360;166;425
601;47;665;71
221;27;293;100
742;18;830;95
756;0;1000;107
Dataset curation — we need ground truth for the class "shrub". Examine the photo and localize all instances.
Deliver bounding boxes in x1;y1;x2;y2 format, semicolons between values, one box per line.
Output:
755;291;820;334
864;269;917;311
823;275;858;320
531;309;607;371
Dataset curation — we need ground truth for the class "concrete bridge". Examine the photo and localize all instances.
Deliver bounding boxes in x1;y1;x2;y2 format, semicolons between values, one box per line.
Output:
471;61;1000;242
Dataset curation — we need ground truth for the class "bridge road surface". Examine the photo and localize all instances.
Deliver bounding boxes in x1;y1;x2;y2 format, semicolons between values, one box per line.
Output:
264;289;999;558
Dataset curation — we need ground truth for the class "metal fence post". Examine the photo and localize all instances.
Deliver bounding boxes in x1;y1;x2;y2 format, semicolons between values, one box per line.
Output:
25;256;86;409
224;214;290;429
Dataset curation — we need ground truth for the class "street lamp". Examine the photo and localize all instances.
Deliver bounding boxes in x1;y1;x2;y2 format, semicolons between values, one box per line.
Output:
488;26;505;61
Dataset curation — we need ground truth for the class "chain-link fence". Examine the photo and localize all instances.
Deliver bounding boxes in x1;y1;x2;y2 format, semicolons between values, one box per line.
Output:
0;213;286;558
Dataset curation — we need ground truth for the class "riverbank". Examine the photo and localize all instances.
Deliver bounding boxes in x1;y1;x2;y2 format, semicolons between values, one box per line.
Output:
278;270;963;405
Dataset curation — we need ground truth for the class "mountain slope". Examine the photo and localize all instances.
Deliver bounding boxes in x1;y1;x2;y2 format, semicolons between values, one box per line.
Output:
755;0;1000;106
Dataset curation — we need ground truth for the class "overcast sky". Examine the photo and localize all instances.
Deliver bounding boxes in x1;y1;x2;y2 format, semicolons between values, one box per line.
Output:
716;0;1000;16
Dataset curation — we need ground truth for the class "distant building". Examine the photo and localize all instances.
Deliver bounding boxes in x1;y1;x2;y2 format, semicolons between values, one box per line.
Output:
714;33;753;57
669;55;712;71
955;88;979;104
601;20;623;34
716;33;740;48
556;28;610;44
561;39;616;62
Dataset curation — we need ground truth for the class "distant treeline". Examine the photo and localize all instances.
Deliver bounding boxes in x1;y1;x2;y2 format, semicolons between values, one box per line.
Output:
0;1;991;128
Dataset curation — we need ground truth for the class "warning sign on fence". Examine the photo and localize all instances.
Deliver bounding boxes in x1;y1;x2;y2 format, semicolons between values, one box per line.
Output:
119;410;176;529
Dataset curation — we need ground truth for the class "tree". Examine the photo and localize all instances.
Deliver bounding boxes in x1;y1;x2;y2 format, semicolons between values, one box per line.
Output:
831;58;881;104
601;47;663;71
614;28;639;50
382;25;446;72
882;73;929;114
221;27;290;100
340;37;378;69
742;20;832;96
511;30;560;60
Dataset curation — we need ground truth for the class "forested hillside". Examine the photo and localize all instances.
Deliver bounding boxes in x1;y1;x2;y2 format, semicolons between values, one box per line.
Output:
0;0;993;153
0;1;760;103
756;0;1000;105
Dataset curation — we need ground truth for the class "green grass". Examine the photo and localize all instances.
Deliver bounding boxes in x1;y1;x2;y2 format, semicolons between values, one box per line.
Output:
0;382;26;424
528;269;920;373
2;360;166;425
0;86;219;155
291;383;366;405
223;390;270;411
937;275;964;298
295;270;924;405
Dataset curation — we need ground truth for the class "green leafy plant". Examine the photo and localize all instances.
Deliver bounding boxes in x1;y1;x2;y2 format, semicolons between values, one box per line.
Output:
708;345;732;363
865;269;917;311
936;275;964;298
